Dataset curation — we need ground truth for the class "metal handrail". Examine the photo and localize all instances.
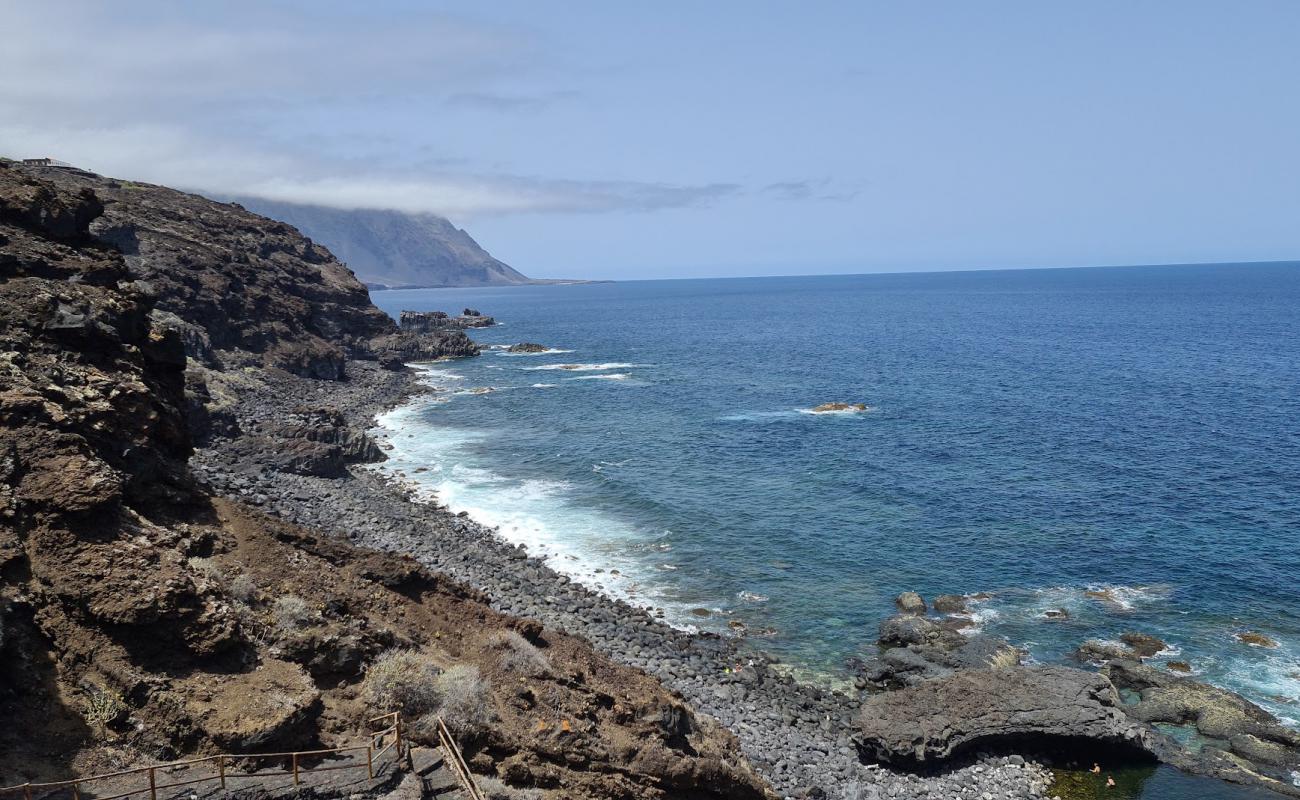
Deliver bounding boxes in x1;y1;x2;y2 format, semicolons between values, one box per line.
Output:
434;718;484;800
1;713;406;800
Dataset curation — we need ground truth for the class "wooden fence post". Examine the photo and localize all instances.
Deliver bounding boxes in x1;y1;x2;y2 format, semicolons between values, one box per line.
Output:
71;782;81;800
22;784;31;800
366;745;374;780
218;755;226;789
292;753;299;787
148;767;157;800
394;714;402;755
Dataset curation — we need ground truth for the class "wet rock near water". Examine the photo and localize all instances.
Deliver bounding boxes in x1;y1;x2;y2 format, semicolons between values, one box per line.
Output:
507;342;549;353
855;666;1160;765
894;592;927;616
399;309;496;332
1105;660;1300;795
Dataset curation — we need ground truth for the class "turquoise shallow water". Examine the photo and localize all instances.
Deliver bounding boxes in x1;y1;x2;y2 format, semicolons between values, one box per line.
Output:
370;264;1300;745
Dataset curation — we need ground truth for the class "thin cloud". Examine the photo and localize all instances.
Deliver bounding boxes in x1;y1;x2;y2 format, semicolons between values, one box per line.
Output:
445;90;581;113
762;179;861;203
0;1;738;219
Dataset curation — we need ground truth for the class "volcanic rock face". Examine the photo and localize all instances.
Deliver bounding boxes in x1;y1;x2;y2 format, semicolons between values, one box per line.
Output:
0;162;258;764
855;666;1159;764
26;168;393;380
0;164;771;800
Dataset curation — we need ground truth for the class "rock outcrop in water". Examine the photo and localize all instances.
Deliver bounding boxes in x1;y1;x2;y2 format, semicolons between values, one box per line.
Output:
856;591;1300;797
1106;660;1300;795
400;309;496;331
508;342;549;353
810;402;869;413
855;666;1160;764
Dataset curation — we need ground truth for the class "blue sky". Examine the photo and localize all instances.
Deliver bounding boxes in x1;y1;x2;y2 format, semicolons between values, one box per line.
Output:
2;1;1298;280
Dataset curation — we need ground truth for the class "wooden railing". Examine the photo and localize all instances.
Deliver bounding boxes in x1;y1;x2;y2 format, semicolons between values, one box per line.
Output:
433;718;484;800
0;713;404;800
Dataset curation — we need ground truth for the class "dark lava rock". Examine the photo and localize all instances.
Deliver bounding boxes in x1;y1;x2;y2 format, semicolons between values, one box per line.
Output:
399;309;495;332
508;342;549;353
878;614;939;647
894;591;927;615
1120;631;1168;658
1074;639;1138;664
856;666;1158;764
27;166;393;379
1105;660;1300;792
932;594;967;614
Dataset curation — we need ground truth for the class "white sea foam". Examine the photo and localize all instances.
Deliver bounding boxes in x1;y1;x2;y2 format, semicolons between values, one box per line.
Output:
531;383;558;389
1080;583;1173;611
370;401;726;632
798;404;873;416
718;410;801;422
736;590;769;603
567;373;631;381
497;348;575;357
523;362;643;371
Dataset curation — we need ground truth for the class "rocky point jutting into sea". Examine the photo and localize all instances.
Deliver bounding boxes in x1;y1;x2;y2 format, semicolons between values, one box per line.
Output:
2;161;1298;800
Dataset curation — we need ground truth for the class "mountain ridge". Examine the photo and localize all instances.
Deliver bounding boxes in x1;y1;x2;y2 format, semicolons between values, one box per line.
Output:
228;196;534;289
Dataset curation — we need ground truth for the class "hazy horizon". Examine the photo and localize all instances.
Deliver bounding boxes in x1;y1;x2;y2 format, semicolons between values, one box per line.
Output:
4;1;1299;280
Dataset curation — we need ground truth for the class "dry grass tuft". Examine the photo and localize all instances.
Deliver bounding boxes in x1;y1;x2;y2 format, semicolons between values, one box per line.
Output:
272;595;313;631
987;646;1022;670
431;664;493;738
476;776;543;800
228;573;257;605
363;649;443;716
487;630;551;676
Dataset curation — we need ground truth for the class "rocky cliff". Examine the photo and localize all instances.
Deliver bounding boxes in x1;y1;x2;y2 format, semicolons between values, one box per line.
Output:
229;197;531;289
0;163;770;800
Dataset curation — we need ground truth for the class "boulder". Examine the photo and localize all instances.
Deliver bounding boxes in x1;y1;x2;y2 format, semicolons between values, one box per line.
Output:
878;614;939;647
1235;631;1279;648
811;402;868;413
855;666;1158;764
1073;639;1137;664
1120;632;1168;658
931;594;967;614
893;592;927;616
508;342;549;353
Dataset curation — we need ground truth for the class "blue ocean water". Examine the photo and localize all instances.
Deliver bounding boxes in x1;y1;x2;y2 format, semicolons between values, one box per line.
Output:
369;264;1300;731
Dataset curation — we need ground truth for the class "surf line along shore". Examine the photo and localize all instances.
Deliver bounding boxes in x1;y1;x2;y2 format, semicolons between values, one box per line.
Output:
192;354;1300;800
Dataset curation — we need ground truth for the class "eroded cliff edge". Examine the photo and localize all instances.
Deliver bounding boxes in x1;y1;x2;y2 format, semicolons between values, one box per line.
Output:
0;163;771;800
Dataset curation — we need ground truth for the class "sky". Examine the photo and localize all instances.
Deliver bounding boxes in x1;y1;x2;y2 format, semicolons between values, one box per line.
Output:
2;1;1298;280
